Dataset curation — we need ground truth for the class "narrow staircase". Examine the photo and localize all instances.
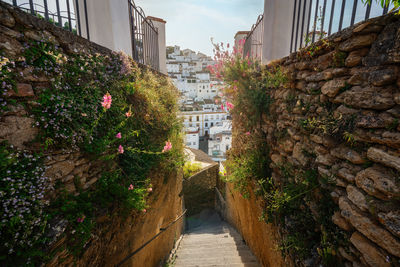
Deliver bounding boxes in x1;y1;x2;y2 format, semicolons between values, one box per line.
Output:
173;209;261;267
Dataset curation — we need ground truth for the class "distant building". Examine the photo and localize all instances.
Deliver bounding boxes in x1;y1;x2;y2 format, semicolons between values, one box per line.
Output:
179;110;229;136
185;127;200;150
208;121;232;161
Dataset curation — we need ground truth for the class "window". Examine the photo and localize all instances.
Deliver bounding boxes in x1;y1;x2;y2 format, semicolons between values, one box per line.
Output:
203;86;205;89
186;142;191;145
226;145;229;150
216;115;219;119
205;123;208;127
196;123;200;127
189;116;192;122
193;142;196;146
205;130;208;135
196;116;199;121
211;122;214;127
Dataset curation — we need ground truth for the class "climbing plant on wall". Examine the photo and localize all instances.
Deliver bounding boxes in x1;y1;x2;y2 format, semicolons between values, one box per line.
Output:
1;40;183;265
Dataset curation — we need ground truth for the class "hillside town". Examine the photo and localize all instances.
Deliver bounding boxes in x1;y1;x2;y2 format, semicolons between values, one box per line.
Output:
166;45;232;161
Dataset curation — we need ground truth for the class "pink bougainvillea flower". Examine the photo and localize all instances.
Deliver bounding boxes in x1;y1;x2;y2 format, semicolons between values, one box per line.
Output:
142;209;147;213
77;215;86;223
227;43;230;48
128;184;134;190
215;99;219;104
147;187;152;193
221;103;225;111
101;92;112;109
226;101;234;110
118;145;124;154
116;132;122;139
162;141;172;153
125;111;132;117
246;131;251;136
218;92;224;97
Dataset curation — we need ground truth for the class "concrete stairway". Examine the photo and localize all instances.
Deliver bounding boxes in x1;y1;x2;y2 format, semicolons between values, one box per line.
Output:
173;210;261;267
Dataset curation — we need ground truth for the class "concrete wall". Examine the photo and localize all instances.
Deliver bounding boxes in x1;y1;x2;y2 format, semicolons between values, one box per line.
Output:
76;0;132;56
262;0;312;63
262;0;296;64
148;17;167;74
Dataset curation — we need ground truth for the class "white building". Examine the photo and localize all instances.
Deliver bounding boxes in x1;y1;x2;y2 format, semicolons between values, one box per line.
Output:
75;0;167;74
208;121;232;161
180;110;229;136
185;127;200;150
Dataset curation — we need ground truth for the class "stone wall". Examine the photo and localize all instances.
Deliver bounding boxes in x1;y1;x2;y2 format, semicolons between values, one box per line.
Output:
47;171;184;267
0;2;183;266
183;163;219;216
216;182;290;267
230;13;400;266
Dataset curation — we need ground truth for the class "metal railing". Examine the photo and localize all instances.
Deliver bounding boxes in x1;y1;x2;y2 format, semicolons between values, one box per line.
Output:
290;0;394;53
115;209;187;267
128;0;160;71
3;0;90;40
243;14;264;60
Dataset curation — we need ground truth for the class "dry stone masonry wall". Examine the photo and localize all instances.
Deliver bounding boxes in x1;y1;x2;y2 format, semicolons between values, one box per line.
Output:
228;13;400;267
0;2;183;266
268;14;399;266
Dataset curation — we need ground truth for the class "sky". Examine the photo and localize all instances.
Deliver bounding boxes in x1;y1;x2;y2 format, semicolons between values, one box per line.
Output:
135;0;264;57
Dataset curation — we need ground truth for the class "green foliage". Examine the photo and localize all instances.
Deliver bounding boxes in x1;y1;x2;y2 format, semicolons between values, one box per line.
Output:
225;137;271;199
362;0;400;13
299;114;356;142
332;51;347;68
0;142;51;266
183;162;202;179
2;40;183;264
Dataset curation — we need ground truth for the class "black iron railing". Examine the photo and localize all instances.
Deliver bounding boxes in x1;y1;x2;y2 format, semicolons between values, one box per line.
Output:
243;14;264;60
3;0;89;40
115;209;187;267
290;0;394;53
128;0;160;71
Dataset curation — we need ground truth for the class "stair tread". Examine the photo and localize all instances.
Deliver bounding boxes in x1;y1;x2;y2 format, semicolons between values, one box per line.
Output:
173;211;260;267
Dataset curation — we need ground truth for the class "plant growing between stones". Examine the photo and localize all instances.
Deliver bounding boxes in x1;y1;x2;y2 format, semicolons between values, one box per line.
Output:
1;40;183;265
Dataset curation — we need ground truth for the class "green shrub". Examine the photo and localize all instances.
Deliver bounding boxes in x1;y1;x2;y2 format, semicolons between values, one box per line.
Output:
183;162;202;179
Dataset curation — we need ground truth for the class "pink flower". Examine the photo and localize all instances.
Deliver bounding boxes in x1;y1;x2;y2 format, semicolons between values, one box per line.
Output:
226;101;234;110
227;43;230;48
221;103;225;111
101;92;112;109
116;132;122;139
125;111;132;117
142;209;147;213
162;141;172;153
128;184;134;190
147;187;152;193
246;131;251;136
118;145;124;154
215;99;219;104
77;215;86;223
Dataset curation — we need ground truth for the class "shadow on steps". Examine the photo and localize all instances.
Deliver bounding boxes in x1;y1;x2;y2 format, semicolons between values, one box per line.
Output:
173;209;261;267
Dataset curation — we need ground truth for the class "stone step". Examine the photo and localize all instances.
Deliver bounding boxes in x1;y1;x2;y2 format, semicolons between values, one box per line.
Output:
174;264;260;267
173;211;260;267
175;254;258;263
175;250;255;258
174;257;258;266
